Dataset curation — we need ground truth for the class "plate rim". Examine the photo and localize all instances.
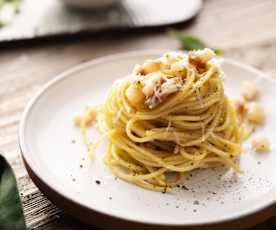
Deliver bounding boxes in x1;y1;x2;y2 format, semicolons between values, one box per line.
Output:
19;49;276;227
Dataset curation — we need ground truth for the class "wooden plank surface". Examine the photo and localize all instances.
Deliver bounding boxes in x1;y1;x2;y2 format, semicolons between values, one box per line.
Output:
1;0;276;229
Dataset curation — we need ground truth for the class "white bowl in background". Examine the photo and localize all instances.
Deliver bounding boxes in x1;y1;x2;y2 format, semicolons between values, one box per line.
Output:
60;0;120;9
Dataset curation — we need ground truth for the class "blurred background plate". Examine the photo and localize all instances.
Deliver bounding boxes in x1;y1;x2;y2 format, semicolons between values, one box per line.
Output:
60;0;120;9
0;0;202;42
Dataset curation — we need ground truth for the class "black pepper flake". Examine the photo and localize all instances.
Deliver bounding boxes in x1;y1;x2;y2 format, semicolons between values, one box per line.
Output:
176;205;179;208
109;197;112;200
177;185;180;188
72;178;76;182
257;161;261;165
80;164;83;168
162;186;168;194
71;139;76;143
193;200;199;205
166;202;169;206
193;209;197;213
95;180;101;185
114;177;118;180
208;191;216;195
181;185;189;191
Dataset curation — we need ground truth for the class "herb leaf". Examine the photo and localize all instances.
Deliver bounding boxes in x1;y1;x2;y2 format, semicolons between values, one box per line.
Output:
212;48;224;55
0;154;27;230
169;29;223;55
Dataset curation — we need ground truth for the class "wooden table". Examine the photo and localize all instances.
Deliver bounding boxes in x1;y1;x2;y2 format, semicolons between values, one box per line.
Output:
1;0;276;229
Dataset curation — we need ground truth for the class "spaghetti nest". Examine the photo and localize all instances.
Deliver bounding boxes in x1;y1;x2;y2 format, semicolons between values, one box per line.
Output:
96;49;244;192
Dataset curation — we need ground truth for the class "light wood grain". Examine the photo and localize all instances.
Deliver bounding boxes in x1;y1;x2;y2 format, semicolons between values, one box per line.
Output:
1;0;276;229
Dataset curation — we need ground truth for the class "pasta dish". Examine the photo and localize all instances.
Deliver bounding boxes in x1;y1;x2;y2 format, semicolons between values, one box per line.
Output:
76;49;250;192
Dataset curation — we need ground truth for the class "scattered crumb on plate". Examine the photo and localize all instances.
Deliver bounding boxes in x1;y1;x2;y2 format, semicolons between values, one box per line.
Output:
247;102;265;124
251;137;270;152
241;81;258;101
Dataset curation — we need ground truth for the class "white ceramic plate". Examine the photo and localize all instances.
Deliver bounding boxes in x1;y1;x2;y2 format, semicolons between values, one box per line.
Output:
19;50;276;228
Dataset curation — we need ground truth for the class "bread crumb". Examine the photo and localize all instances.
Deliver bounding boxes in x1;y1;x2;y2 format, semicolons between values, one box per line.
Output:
83;107;97;127
142;59;162;75
251;137;270;152
132;64;145;75
247;102;265;124
242;81;258;101
188;48;215;69
74;115;82;126
234;98;247;115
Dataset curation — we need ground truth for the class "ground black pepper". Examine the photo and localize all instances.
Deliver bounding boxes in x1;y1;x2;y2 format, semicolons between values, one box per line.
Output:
181;185;189;191
193;200;199;205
